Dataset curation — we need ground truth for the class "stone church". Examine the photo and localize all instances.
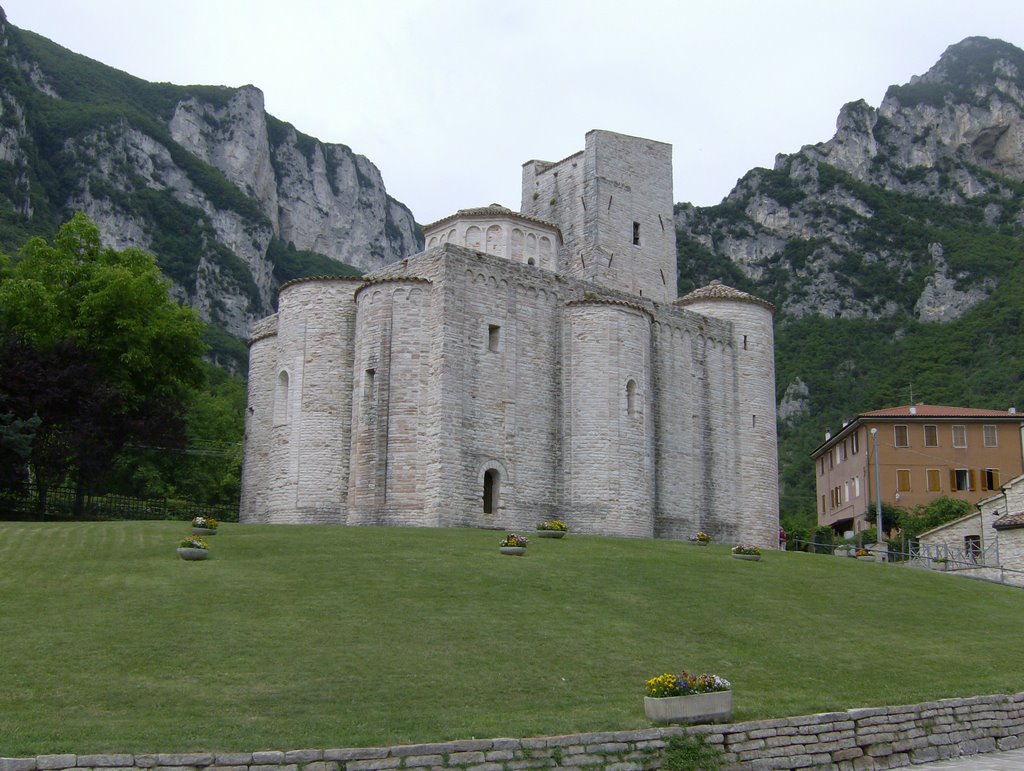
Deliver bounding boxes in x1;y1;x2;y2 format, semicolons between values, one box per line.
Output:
240;130;779;546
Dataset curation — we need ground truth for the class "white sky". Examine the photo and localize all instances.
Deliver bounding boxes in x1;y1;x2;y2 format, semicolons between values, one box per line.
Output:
6;0;1024;225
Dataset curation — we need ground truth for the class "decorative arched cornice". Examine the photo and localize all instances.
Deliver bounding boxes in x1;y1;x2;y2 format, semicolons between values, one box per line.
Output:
564;297;654;322
353;275;432;300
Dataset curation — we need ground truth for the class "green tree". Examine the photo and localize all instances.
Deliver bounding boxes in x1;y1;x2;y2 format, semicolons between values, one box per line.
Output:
0;213;207;513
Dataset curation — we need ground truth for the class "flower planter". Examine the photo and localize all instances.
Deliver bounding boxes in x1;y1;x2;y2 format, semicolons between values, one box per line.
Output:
644;690;732;724
176;547;209;561
535;530;566;538
857;555;876;562
191;527;217;535
731;553;761;561
689;541;709;546
499;546;526;556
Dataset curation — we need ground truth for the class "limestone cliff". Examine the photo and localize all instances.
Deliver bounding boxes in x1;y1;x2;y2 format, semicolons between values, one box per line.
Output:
0;10;422;364
676;37;1024;324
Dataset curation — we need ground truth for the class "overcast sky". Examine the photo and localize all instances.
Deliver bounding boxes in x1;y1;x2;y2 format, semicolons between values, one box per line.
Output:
6;1;1024;225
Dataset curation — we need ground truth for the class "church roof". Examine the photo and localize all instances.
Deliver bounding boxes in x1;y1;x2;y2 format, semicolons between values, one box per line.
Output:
422;204;561;236
676;280;775;313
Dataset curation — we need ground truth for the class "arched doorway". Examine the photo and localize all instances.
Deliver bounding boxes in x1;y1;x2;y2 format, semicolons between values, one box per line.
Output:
483;468;500;514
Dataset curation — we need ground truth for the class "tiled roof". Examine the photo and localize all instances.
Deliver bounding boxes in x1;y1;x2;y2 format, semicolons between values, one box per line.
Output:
861;404;1020;419
994;512;1024;530
422;204;560;234
676;280;776;313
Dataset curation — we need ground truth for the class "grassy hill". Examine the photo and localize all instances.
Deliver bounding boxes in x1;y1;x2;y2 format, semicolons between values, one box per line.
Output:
2;521;1022;756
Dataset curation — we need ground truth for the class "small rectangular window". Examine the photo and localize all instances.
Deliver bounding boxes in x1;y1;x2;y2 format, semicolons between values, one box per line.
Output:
984;425;998;447
965;534;981;561
632;221;641;246
951;468;974;491
894;424;909;447
896;469;911;492
843;481;849;502
488;324;500;353
854;477;861;497
364;368;376;399
851;432;859;455
952;424;967;448
927;469;942;492
924;425;938;447
839;441;847;462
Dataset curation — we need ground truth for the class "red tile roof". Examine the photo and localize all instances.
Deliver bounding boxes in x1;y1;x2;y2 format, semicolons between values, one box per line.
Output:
994;512;1024;530
860;404;1020;419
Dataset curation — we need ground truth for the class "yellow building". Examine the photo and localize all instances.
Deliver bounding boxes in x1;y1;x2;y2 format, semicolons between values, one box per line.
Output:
812;404;1024;535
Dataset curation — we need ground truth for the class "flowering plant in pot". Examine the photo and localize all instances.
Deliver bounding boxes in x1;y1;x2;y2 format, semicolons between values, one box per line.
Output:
689;531;712;544
191;515;218;534
536;519;568;531
500;533;529;548
536;520;568;538
177;535;209;560
644;671;732;723
731;544;762;556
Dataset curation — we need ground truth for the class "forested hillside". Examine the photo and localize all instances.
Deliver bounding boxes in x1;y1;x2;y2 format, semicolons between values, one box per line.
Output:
0;9;421;370
675;37;1024;520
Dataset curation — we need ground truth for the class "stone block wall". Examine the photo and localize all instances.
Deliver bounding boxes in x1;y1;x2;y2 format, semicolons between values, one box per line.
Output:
5;693;1023;771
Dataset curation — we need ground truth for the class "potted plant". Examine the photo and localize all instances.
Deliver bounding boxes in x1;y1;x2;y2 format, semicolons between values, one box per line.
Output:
689;531;712;545
644;671;732;724
177;535;210;561
731;544;762;561
536;520;569;538
191;515;218;535
856;548;875;562
499;533;529;555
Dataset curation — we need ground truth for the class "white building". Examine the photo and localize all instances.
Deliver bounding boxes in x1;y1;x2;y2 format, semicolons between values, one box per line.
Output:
240;130;780;545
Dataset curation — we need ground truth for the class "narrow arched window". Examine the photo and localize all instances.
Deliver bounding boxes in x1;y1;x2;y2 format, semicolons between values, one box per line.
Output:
483;468;500;514
626;379;637;416
274;370;290;425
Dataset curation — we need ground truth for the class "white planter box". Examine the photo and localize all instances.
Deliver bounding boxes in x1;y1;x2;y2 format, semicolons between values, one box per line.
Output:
644;690;732;724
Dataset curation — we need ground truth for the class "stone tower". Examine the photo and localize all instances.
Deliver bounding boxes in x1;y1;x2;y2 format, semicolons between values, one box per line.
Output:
521;130;677;304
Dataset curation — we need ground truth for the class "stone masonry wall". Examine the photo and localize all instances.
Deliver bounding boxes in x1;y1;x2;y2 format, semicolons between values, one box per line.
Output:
6;693;1023;771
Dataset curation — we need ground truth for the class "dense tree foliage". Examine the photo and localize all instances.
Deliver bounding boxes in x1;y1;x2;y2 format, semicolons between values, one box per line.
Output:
0;213;207;512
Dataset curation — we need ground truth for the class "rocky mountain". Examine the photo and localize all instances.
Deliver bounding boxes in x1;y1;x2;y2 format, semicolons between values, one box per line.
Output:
675;37;1024;517
0;9;423;366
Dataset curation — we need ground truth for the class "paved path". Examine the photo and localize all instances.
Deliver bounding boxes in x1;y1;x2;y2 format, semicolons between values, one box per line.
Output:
910;746;1024;769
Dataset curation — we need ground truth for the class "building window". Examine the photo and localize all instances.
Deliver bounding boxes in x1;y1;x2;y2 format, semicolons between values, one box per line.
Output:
488;324;501;353
819;457;824;475
854;476;861;497
626;379;638;416
896;469;911;492
894;424;909;447
952;424;967;448
951;468;975;491
821;494;826;514
483;468;500;514
927;469;942;492
964;534;981;562
632;221;640;246
274;370;290;425
924;424;938;447
838;442;847;462
829;450;834;469
364;368;376;400
850;432;859;454
984;425;998;447
843;481;849;502
983;468;1000;491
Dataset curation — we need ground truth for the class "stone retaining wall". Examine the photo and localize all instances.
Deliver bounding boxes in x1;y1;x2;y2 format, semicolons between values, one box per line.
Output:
4;693;1023;771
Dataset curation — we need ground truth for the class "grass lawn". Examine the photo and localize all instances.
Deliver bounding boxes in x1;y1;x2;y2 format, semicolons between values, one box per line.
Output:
2;520;1022;756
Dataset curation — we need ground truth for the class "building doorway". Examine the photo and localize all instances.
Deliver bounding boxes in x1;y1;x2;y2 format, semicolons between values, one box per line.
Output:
483;468;500;514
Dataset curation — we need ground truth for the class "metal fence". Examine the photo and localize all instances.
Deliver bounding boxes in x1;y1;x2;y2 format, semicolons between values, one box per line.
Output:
0;486;238;522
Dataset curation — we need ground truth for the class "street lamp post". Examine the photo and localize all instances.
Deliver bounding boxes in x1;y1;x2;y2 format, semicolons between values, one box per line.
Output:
871;428;883;542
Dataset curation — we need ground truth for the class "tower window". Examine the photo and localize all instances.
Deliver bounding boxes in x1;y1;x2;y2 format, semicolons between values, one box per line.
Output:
626;379;637;416
488;325;501;353
364;368;376;399
632;221;640;246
